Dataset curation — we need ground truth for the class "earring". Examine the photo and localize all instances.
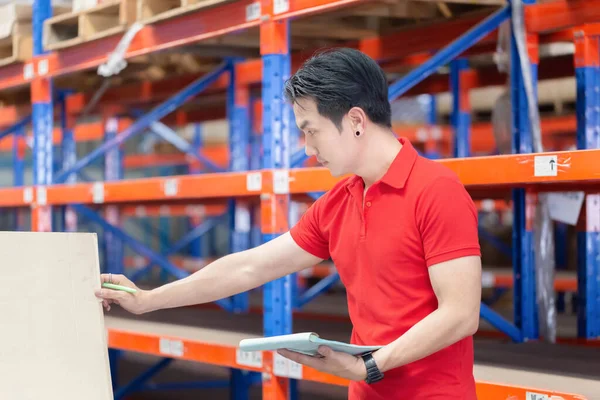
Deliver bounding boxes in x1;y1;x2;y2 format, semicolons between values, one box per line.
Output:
355;131;361;137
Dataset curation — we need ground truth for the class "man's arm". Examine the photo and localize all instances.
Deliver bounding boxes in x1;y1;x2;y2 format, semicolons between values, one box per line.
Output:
95;232;323;314
372;255;481;372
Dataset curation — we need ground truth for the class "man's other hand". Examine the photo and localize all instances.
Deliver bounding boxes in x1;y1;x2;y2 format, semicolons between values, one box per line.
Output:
95;273;148;315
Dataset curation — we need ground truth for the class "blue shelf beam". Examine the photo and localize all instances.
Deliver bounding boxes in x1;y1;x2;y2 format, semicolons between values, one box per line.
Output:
388;5;510;101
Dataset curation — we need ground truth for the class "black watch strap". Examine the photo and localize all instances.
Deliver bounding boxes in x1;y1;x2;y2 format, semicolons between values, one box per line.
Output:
361;352;384;384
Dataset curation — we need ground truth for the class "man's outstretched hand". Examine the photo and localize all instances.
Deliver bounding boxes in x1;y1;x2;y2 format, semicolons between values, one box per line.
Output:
95;273;148;315
277;346;367;382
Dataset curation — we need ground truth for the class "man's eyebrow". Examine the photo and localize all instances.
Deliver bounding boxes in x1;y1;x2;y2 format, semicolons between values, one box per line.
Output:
299;120;310;130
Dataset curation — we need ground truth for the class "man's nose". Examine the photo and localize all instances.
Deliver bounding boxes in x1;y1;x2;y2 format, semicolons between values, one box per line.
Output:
305;144;317;157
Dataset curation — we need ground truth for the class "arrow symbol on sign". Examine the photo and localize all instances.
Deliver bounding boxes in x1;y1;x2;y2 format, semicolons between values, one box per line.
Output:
549;159;555;171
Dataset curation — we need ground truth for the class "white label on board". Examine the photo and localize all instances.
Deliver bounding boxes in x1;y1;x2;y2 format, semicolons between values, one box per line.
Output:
159;338;184;357
273;170;289;194
36;187;47;205
533;155;558;177
273;352;303;379
23;63;34;80
246;172;262;191
245;1;261;21
23;187;33;203
526;392;549;400
92;182;104;204
274;0;289;14
37;59;49;76
236;349;263;368
164;179;178;196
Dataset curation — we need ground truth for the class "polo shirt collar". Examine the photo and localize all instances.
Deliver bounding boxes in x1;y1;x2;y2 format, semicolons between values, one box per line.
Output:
381;137;418;189
345;137;417;191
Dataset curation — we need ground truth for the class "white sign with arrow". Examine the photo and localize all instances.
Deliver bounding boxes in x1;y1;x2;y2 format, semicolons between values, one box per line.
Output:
534;155;558;177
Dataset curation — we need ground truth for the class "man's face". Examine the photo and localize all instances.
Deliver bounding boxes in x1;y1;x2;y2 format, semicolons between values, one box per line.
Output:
292;98;358;177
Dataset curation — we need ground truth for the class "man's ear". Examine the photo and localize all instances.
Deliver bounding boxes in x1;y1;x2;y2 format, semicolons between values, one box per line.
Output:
347;107;366;132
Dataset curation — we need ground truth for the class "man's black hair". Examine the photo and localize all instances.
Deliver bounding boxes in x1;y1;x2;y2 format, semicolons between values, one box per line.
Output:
284;47;392;131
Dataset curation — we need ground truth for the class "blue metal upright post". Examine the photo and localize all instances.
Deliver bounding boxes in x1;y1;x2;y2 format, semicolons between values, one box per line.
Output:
104;112;124;388
574;25;600;339
450;58;471;158
31;0;54;232
12;124;25;231
228;62;251;314
188;124;204;259
261;17;294;399
510;24;539;341
60;92;78;232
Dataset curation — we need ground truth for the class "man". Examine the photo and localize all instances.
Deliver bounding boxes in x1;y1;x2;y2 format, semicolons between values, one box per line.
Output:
96;48;482;399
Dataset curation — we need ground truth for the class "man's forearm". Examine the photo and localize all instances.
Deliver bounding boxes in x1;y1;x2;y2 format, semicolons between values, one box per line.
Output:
142;250;263;313
372;308;478;373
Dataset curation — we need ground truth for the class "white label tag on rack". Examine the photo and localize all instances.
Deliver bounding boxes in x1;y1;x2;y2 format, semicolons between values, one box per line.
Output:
525;392;549;400
245;1;261;21
273;352;303;379
546;191;585;226
92;182;105;204
159;338;184;357
164;179;179;197
246;172;262;191
36;187;47;205
273;0;289;14
273;170;289;194
23;63;34;80
236;349;263;368
235;205;251;233
586;194;600;232
23;187;33;204
37;59;49;76
481;271;495;288
533;155;558;177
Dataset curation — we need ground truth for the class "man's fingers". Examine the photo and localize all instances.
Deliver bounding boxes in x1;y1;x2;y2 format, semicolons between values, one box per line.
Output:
100;273;125;284
317;346;333;358
277;349;322;369
95;288;125;301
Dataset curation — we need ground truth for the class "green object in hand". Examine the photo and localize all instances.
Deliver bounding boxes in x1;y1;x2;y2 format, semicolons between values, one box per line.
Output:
102;282;137;294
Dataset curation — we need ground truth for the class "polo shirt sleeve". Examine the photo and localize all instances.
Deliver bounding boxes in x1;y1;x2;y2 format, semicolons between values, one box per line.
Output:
416;176;481;267
289;195;331;260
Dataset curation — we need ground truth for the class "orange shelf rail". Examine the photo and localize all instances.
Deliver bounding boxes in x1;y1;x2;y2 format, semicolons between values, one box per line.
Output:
1;147;599;207
106;328;587;399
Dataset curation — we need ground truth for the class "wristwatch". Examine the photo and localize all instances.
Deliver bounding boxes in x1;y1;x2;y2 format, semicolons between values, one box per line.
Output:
361;352;384;384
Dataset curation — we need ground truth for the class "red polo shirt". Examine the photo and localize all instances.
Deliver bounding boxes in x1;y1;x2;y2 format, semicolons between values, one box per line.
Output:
290;138;480;399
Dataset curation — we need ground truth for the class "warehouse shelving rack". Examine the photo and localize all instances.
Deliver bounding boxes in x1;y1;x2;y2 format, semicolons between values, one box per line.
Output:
0;0;599;398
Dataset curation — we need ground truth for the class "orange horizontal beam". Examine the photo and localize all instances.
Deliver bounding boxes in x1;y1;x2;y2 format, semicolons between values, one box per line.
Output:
106;328;587;398
0;187;30;207
1;148;599;207
43;171;257;205
288;148;600;194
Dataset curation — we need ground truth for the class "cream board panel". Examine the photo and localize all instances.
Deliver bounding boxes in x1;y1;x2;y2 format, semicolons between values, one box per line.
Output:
0;231;113;400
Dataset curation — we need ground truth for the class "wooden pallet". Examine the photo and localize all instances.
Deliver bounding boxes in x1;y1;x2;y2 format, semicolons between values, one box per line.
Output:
43;0;137;51
0;22;32;68
137;0;236;25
